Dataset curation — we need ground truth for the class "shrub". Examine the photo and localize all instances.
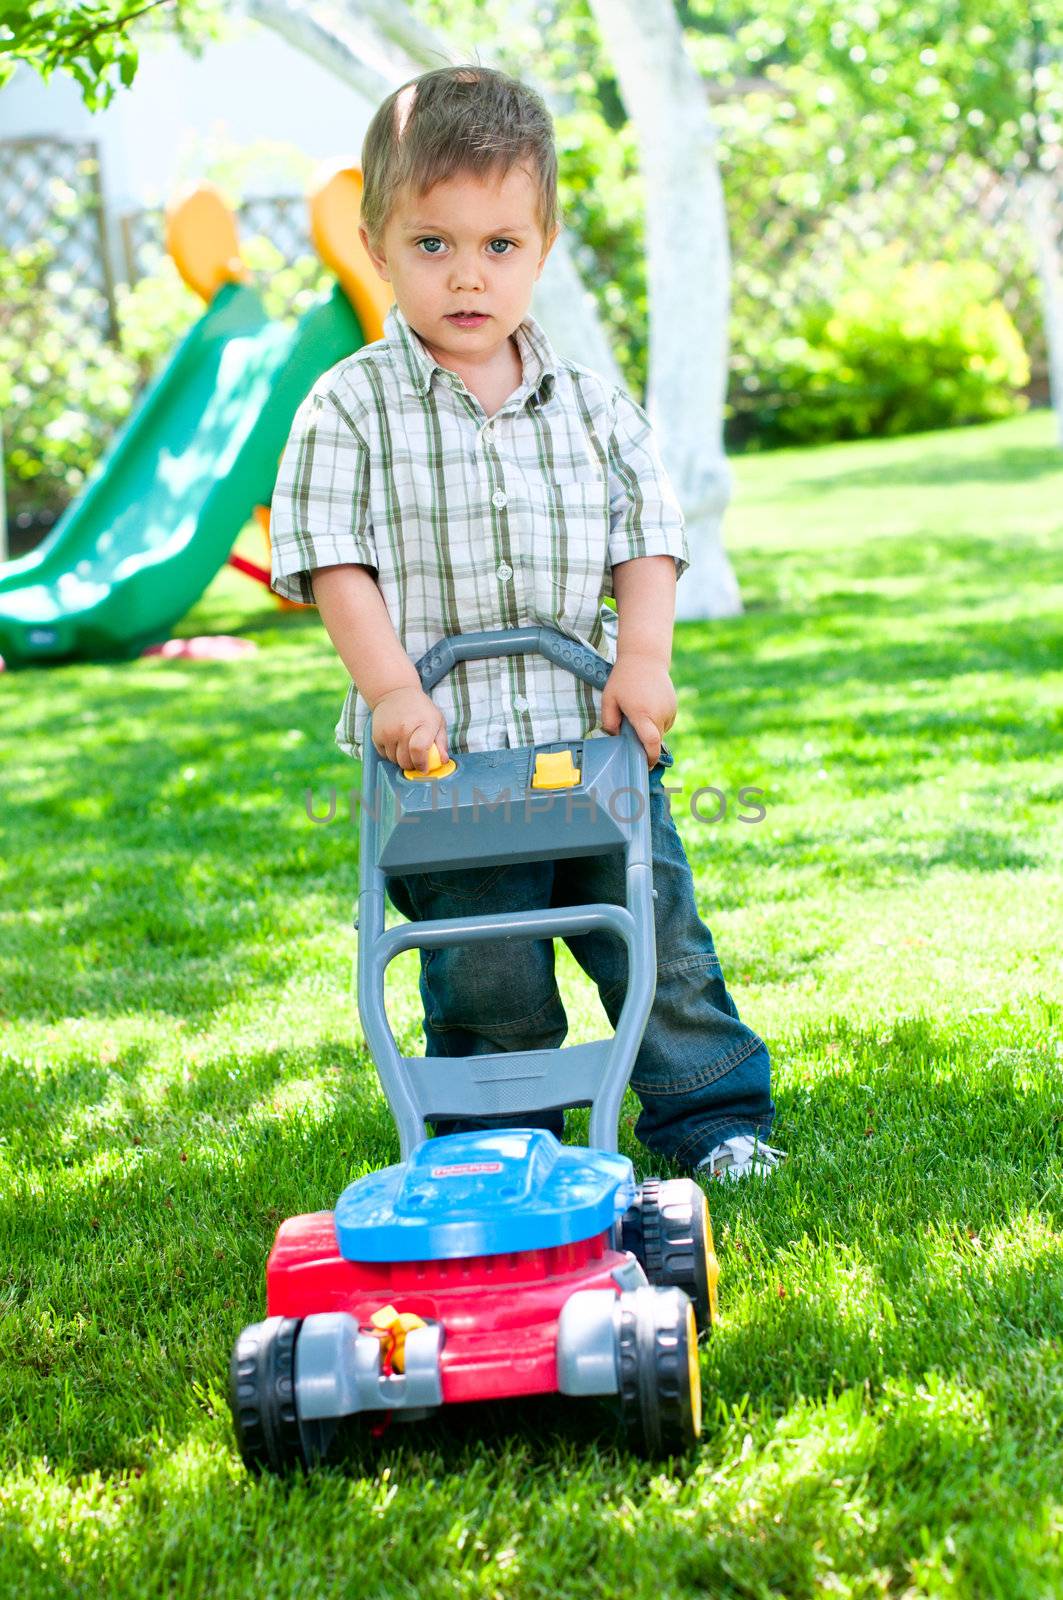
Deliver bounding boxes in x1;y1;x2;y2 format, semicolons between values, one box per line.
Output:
0;242;144;521
1;234;328;533
729;246;1030;448
111;252;202;386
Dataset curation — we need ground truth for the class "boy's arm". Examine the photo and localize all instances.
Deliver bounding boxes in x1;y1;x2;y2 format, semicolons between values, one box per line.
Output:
312;565;449;770
268;391;446;769
270;389;379;606
612;553;676;668
601;388;688;764
312;569;451;774
601;556;678;766
311;564;419;706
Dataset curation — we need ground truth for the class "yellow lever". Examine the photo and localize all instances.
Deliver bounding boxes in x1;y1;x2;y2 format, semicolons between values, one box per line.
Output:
368;1304;427;1374
403;742;456;781
531;750;581;789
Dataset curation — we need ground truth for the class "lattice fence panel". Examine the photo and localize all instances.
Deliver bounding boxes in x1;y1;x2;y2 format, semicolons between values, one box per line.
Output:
0;136;116;339
119;194;329;303
721;115;1063;428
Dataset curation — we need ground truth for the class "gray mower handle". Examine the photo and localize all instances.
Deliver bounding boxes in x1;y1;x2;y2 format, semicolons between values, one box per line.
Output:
408;624;646;763
356;626;656;1158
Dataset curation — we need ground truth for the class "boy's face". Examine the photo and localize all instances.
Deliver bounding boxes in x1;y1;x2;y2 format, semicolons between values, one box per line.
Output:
359;162;559;368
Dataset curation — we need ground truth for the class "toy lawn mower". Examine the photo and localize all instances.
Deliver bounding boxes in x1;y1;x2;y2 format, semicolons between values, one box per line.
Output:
229;627;719;1468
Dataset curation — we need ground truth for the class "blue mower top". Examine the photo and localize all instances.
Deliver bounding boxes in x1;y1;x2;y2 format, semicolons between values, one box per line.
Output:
334;1129;636;1262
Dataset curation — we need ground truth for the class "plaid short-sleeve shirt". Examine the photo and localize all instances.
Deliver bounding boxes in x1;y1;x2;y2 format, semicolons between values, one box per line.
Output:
270;302;689;760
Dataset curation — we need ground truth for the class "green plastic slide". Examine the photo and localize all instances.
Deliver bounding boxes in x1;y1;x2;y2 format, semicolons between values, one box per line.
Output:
0;280;363;667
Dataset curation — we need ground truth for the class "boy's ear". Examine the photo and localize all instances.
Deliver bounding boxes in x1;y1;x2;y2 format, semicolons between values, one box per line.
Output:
359;223;391;283
536;221;561;276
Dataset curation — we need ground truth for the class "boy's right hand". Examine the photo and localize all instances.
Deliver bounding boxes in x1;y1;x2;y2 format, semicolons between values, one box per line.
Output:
370;686;449;773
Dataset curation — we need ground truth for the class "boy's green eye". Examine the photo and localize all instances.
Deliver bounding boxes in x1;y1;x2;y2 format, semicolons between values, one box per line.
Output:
414;238;516;255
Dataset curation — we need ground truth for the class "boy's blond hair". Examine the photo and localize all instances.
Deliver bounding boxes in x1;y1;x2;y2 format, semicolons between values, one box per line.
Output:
359;63;561;253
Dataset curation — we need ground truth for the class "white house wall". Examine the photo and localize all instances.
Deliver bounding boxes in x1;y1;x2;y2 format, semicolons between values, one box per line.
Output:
0;11;377;284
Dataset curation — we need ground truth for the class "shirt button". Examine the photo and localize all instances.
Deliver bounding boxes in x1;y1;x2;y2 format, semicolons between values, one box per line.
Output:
513;694;528;712
483;424;494;442
492;489;508;509
497;562;512;581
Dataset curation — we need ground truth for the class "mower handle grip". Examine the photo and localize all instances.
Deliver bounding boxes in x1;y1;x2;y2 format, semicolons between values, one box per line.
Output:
414;626;612;696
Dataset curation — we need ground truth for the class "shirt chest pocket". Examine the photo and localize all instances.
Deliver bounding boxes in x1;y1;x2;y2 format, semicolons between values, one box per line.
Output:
518;477;611;629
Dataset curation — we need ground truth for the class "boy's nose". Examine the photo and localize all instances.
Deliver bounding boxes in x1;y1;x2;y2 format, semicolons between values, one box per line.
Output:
449;255;485;290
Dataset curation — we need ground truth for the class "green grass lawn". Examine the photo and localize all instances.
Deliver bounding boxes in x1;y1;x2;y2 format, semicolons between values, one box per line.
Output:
1;409;1060;1597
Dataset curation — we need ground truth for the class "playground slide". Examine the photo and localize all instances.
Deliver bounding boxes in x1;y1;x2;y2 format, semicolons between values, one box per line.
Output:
0;280;363;667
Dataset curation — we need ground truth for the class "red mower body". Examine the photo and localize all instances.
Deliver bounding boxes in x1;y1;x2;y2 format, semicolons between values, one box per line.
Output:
267;1210;633;1404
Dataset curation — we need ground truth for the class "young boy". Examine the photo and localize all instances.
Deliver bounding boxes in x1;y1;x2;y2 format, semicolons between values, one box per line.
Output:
270;64;782;1180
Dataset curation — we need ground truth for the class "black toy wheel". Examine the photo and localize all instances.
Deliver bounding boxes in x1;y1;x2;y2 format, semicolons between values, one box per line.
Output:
621;1177;720;1335
229;1316;309;1474
616;1285;701;1457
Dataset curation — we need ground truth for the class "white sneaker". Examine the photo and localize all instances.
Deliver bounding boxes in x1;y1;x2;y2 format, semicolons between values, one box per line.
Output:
697;1134;786;1181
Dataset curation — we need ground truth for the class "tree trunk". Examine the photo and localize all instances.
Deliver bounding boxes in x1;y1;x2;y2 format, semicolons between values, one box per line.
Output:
245;0;623;385
585;0;741;618
1020;170;1063;449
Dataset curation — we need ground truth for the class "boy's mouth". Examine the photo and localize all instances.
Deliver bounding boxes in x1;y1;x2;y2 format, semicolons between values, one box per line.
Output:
445;312;489;327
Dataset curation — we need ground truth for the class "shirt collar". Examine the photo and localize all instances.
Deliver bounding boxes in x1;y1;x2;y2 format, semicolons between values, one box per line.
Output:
385;302;558;409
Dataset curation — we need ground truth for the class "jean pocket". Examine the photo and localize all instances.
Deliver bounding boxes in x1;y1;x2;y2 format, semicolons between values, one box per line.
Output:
423;861;512;901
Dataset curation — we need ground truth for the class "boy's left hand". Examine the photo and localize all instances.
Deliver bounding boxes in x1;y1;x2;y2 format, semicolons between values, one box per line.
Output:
600;653;677;767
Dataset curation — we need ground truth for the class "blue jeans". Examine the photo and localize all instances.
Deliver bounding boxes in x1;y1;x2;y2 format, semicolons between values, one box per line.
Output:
382;746;774;1169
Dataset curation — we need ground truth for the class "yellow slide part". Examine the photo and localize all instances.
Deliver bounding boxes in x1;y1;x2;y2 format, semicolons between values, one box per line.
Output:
161;162;389;616
165;184;251;303
309;165;392;342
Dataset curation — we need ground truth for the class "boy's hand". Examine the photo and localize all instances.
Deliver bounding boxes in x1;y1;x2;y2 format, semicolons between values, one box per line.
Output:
371;686;449;772
600;653;677;767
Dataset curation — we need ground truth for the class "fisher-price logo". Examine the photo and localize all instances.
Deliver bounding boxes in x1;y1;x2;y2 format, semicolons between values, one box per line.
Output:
430;1161;504;1178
